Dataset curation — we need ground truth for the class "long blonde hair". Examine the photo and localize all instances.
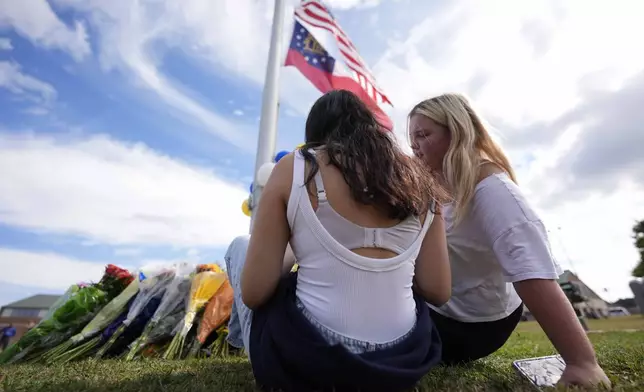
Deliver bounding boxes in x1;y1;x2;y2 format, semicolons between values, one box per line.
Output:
409;93;516;224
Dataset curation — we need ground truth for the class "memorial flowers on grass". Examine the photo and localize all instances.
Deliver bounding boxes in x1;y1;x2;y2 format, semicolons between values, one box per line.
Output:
0;265;133;364
42;278;139;364
163;265;227;360
186;279;234;358
124;263;194;361
94;266;175;358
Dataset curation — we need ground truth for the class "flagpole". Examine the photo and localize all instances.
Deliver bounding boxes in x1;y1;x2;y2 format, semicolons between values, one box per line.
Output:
250;0;287;232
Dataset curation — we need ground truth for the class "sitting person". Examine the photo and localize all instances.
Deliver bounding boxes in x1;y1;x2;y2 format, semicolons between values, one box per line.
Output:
225;89;451;391
408;93;609;388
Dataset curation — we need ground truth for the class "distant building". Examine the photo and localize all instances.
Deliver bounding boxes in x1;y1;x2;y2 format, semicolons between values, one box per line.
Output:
522;270;609;320
612;297;641;315
559;270;610;318
0;295;61;342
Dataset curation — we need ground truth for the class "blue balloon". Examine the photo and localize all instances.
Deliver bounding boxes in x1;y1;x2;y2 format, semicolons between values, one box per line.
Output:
274;150;289;163
249;183;254;193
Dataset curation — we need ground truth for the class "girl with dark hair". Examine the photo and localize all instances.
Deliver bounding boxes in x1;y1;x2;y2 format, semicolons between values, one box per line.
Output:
224;89;451;391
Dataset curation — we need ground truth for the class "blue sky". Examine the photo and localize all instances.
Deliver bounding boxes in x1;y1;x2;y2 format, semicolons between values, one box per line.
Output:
0;0;439;307
2;0;644;307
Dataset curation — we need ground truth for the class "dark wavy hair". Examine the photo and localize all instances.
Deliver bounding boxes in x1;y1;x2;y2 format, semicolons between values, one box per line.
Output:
300;89;446;220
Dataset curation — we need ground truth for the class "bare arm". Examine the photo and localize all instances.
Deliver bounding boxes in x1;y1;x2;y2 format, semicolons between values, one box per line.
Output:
241;154;294;310
414;208;451;306
473;164;609;387
514;279;610;387
514;279;597;365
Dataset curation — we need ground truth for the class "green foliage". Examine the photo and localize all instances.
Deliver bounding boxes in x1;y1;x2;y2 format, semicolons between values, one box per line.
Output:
633;220;644;278
0;285;108;364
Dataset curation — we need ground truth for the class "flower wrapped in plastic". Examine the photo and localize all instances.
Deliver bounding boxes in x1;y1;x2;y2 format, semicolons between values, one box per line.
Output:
103;293;164;358
96;264;135;299
0;283;109;364
125;295;186;359
41;278;140;364
187;278;234;358
163;264;227;359
124;263;194;360
94;264;176;358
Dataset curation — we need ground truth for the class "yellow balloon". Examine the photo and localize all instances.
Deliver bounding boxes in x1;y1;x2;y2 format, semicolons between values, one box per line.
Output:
241;199;251;217
296;143;305;150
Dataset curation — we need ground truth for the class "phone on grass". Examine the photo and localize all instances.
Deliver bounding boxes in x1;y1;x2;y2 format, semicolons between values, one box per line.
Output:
513;355;565;389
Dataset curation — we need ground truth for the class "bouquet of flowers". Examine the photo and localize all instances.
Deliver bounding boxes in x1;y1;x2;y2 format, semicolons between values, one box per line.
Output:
0;284;107;364
94;265;176;358
124;263;194;360
127;296;186;359
0;265;132;364
163;264;226;359
186;278;234;358
103;294;164;357
91;301;134;357
96;264;135;298
42;276;139;364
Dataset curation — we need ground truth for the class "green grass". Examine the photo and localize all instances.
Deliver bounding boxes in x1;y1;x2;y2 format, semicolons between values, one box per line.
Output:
1;316;643;392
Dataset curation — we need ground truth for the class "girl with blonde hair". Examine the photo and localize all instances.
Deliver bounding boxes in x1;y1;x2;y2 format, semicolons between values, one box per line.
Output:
408;93;609;388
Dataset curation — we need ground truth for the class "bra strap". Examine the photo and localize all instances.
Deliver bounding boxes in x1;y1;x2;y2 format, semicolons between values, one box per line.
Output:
313;171;328;202
308;149;328;203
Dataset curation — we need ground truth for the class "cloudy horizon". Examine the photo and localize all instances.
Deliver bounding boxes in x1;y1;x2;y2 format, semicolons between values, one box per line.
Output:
1;0;643;307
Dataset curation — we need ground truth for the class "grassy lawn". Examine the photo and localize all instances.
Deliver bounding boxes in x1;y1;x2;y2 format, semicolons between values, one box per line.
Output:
1;316;642;391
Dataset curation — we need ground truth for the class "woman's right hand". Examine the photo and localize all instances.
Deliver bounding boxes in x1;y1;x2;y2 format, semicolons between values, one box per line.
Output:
558;362;611;389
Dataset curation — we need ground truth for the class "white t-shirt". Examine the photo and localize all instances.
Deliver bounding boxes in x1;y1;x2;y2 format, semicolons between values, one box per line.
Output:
430;173;563;322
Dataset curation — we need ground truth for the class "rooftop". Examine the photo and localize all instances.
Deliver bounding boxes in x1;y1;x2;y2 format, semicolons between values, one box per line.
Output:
1;294;61;310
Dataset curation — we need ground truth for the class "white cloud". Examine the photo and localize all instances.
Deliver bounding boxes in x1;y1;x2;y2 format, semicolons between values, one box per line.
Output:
0;0;90;61
0;61;57;103
375;0;644;134
369;0;644;301
537;185;644;301
113;248;144;257
49;0;371;141
0;37;12;50
0;0;638;303
48;0;296;151
0;248;215;299
22;106;50;116
325;0;381;10
0;133;250;247
0;248;107;290
233;109;244;116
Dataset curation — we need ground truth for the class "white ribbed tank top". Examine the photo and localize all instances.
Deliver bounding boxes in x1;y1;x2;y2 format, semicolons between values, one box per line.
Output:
287;150;434;343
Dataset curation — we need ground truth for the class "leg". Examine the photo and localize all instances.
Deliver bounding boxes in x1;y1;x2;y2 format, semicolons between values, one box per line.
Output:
224;235;253;353
431;304;524;365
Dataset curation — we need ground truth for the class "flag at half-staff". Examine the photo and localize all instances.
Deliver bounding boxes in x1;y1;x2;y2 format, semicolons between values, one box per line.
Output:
286;0;394;131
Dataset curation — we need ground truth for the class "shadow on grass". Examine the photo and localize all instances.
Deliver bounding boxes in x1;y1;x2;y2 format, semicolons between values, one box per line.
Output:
2;359;257;392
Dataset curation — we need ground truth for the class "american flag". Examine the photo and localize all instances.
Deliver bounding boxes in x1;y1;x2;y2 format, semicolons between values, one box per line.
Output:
294;0;392;107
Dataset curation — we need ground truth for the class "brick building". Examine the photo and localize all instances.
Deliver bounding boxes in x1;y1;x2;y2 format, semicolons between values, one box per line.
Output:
0;295;61;343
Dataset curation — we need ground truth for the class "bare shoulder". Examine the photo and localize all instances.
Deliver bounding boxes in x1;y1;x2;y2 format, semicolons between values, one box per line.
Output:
265;152;295;201
477;161;506;184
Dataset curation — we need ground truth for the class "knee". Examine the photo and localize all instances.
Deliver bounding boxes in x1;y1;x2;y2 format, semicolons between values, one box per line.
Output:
228;235;251;253
225;235;251;265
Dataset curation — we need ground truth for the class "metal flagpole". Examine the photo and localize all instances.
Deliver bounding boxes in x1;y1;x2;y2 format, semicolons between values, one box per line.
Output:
250;0;287;232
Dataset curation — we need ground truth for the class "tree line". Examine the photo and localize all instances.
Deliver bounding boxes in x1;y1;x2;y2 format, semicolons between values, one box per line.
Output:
633;220;644;278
